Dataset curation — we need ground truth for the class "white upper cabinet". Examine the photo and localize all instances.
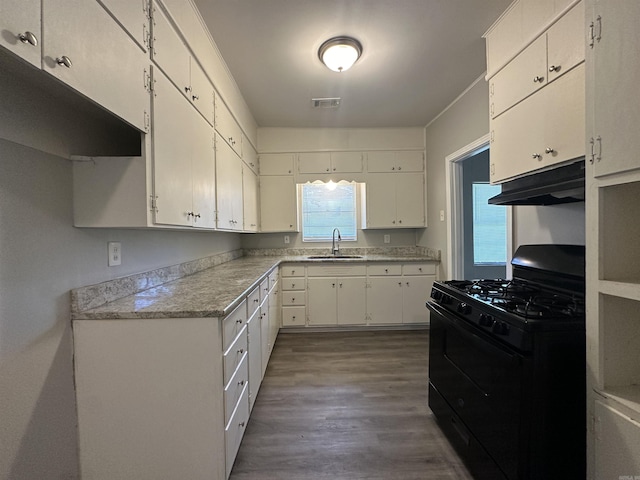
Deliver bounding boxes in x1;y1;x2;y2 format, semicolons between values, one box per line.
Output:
367;151;424;173
588;0;640;178
150;4;190;98
215;133;244;231
0;0;41;68
153;67;215;228
490;1;585;119
259;154;294;175
298;152;363;174
242;163;259;232
215;95;243;157
243;138;259;175
259;175;298;232
97;0;150;51
42;0;151;132
364;173;425;228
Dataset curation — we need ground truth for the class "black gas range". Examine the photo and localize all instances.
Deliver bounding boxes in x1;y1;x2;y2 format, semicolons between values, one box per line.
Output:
427;245;586;480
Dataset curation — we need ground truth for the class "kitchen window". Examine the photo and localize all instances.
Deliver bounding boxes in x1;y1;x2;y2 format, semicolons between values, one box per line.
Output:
300;181;357;242
472;183;507;265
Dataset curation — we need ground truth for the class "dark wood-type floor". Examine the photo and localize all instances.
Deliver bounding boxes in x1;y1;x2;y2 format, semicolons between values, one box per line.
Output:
229;330;473;480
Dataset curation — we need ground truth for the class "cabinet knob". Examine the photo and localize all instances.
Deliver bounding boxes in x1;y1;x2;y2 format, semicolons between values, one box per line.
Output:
532;153;542;160
187;211;194;217
56;56;72;68
548;65;560;73
533;75;544;83
238;348;244;354
18;31;38;46
185;86;192;93
545;147;555;154
192;94;199;101
236;319;243;324
239;421;245;428
238;380;245;386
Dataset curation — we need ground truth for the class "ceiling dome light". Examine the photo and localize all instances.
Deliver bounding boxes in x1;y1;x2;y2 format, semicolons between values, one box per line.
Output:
318;36;362;73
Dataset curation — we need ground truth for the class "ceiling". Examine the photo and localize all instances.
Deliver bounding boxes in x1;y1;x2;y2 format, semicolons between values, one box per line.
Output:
193;0;513;129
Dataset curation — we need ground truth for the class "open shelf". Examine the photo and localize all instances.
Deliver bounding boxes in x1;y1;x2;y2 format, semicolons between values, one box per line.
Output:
599;280;640;302
601;386;640;421
601;181;640;282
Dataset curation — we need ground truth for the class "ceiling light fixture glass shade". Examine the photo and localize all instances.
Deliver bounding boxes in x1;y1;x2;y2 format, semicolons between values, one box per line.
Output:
318;36;362;72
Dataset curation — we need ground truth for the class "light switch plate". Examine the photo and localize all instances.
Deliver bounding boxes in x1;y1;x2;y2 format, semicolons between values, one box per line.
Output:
108;242;121;266
383;234;390;244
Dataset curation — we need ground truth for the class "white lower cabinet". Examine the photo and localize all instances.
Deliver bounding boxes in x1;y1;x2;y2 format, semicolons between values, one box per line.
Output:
307;265;367;326
73;318;226;480
283;262;435;328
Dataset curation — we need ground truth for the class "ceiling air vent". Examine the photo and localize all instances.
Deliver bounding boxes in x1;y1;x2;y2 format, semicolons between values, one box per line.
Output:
311;97;341;108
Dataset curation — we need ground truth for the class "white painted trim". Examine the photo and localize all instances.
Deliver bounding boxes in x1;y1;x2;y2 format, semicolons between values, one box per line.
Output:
425;73;487;130
445;133;513;280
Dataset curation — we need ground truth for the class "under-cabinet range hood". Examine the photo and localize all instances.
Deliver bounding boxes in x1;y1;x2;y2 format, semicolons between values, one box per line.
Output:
488;159;585;206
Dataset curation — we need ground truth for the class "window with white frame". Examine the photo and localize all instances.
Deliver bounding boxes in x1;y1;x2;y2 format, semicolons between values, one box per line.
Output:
300;181;357;242
472;183;507;265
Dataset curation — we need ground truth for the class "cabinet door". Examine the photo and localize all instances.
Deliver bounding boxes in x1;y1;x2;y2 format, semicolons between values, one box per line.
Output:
547;1;585;83
150;5;190;97
490;93;545;183
395;174;425;227
490;35;547;119
307;278;337;325
216;135;243;230
190;112;216;229
152;68;193;227
367;277;403;324
365;174;397;228
590;0;640;178
332;152;364;173
98;0;149;51
543;63;585;168
402;275;434;324
43;0;150;131
242;164;259;232
214;96;242;156
298;152;331;174
268;282;280;353
259;176;298;232
0;0;41;68
189;58;214;125
243;141;259;175
260;301;269;378
259;154;294;175
337;277;366;325
367;151;423;172
395;151;424;172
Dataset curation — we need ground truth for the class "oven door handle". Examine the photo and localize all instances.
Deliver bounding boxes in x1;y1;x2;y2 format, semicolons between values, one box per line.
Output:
427;301;521;364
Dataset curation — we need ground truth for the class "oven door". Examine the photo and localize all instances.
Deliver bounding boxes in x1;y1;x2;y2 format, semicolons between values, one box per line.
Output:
427;301;524;480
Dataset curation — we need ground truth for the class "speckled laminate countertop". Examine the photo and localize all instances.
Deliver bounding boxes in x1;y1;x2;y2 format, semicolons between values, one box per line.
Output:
71;254;438;321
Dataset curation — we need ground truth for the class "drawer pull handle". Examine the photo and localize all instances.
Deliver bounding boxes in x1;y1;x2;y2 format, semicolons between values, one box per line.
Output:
545;147;555;154
532;153;542;160
238;380;245;386
56;56;73;68
238;349;244;354
239;421;245;428
18;31;38;46
548;65;560;73
236;319;243;324
533;75;544;83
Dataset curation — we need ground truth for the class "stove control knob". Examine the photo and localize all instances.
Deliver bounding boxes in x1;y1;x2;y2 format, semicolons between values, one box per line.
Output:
431;290;442;301
479;314;494;327
441;294;452;305
492;321;510;335
457;302;472;314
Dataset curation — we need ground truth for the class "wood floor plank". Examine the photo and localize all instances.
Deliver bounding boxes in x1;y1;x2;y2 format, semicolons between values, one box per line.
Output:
229;330;473;480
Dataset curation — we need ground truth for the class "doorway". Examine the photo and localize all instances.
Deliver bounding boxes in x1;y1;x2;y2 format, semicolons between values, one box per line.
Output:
445;134;512;280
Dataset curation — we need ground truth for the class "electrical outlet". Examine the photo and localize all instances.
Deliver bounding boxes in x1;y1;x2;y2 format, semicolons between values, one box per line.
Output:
383;234;390;244
108;242;121;266
284;235;290;244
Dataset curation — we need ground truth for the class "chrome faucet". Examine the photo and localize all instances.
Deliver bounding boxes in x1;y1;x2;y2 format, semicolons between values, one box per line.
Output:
332;228;341;256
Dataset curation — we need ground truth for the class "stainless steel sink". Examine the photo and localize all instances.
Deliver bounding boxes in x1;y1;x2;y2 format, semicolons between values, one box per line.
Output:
307;255;363;259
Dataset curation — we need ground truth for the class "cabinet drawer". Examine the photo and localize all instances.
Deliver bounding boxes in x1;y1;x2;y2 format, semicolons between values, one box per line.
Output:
367;264;402;276
222;300;247;351
282;292;305;306
224;352;248;426
402;263;436;275
281;264;304;277
223;329;248;385
225;382;249;478
247;287;261;318
307;265;366;277
282;306;306;327
282;278;305;291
